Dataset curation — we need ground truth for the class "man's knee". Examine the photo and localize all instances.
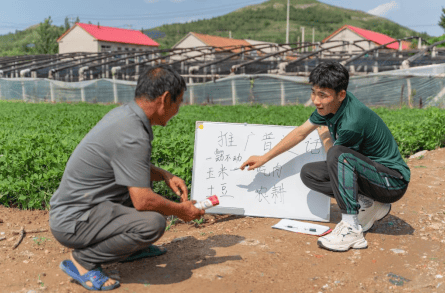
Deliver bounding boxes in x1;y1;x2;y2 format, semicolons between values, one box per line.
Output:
300;164;311;187
149;212;167;239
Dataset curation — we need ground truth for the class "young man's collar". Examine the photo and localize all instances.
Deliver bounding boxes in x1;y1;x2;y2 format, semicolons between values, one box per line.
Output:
327;91;350;124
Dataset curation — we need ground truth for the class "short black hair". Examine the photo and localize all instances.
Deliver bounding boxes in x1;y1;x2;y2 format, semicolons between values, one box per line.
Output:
309;61;349;93
135;65;186;103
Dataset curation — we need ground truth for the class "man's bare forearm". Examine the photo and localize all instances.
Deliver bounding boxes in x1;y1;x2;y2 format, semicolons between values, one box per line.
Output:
263;127;308;161
130;186;183;215
128;186;203;222
317;126;334;153
150;194;184;216
150;163;169;181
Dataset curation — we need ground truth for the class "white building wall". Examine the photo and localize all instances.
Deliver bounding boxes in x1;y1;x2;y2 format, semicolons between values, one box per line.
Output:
97;41;156;52
244;40;291;61
171;35;213;62
321;29;377;55
58;26;98;54
59;26;158;54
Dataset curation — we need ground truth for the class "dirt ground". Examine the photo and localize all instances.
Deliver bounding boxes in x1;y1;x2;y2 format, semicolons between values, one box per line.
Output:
0;148;444;293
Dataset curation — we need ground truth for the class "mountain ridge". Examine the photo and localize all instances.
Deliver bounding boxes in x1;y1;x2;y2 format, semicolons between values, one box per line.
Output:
0;0;433;56
148;0;429;50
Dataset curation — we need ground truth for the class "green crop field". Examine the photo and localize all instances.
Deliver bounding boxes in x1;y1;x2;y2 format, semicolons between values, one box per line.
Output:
0;100;444;210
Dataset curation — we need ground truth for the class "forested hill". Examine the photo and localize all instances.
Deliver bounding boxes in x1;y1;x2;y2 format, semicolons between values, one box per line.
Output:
0;0;434;56
148;0;430;49
0;18;69;56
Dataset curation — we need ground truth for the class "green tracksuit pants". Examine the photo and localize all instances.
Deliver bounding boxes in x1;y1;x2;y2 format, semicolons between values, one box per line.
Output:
300;145;408;214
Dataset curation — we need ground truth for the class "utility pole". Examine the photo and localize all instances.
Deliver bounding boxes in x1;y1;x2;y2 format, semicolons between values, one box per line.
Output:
286;0;290;44
297;36;300;53
301;26;305;52
312;27;315;51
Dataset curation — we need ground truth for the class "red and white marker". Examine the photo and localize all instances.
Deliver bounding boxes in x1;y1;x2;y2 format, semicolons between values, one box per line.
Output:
194;195;219;210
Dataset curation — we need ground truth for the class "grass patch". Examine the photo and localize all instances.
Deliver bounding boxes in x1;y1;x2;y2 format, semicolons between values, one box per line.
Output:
0;101;444;209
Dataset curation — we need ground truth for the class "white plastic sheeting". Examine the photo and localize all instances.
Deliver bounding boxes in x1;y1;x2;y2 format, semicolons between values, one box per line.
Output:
0;78;136;104
1;64;444;107
371;63;445;77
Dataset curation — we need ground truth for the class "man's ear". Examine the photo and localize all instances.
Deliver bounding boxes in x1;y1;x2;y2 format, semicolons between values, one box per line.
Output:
160;91;172;106
156;91;171;113
338;90;347;102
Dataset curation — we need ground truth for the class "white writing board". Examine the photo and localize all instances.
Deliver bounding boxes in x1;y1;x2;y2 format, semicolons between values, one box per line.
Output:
191;121;330;222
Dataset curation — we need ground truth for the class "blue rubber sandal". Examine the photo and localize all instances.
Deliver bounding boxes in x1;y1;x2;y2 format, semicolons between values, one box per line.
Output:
120;245;167;263
60;260;120;291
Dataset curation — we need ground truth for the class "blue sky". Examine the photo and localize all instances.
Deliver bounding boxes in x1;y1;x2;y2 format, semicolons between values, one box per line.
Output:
0;0;443;37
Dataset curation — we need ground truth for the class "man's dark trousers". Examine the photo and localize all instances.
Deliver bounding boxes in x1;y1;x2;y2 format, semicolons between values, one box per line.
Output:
51;197;166;270
301;145;408;215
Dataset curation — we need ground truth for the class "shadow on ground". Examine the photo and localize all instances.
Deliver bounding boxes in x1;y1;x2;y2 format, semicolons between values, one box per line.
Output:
329;203;414;236
212;215;245;224
114;234;245;285
367;214;414;236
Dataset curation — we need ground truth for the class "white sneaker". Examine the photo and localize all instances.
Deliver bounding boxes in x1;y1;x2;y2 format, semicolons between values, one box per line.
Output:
317;221;368;252
358;197;391;232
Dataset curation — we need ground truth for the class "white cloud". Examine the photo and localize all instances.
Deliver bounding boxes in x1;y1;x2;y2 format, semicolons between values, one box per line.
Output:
170;0;186;2
144;0;159;3
367;1;399;17
173;16;199;23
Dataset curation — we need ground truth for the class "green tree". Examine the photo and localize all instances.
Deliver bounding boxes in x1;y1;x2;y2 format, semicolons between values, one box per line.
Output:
64;17;70;31
35;16;63;54
75;16;80;24
439;8;445;32
429;35;445;48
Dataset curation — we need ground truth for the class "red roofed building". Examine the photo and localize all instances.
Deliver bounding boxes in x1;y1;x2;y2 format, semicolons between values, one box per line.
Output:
171;32;256;62
57;23;159;54
171;32;290;62
321;25;411;55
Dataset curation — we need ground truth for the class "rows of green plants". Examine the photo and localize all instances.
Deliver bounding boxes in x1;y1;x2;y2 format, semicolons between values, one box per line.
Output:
0;101;444;210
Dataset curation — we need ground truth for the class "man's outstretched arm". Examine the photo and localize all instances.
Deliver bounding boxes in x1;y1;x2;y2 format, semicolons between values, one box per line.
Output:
240;120;318;171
